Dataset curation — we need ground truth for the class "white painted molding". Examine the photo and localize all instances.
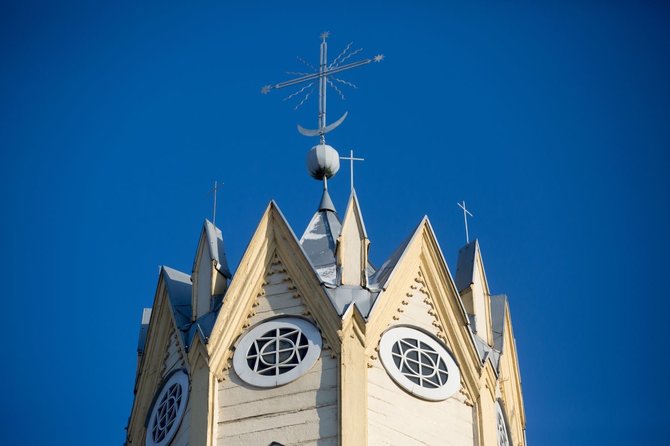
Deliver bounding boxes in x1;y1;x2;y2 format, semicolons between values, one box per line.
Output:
233;317;322;387
379;326;461;401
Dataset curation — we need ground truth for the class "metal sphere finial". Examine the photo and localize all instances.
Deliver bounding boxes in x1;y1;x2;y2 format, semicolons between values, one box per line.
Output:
306;144;340;180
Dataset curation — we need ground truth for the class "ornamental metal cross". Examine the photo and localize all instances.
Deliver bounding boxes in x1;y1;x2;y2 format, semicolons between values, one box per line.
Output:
262;32;383;144
211;180;223;227
340;149;364;192
457;201;474;244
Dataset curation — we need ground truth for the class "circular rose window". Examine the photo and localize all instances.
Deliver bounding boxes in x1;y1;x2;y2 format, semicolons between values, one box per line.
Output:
146;369;189;446
379;326;461;401
233;317;322;387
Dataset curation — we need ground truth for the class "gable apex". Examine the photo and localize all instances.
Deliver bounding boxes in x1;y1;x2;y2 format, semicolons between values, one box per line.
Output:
208;200;343;369
369;217;426;292
161;265;192;330
455;239;480;292
191;219;231;321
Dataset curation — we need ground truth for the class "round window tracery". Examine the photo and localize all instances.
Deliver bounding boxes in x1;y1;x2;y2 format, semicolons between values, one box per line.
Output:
496;400;512;446
246;326;309;375
146;369;189;446
233;317;322;387
379;326;461;401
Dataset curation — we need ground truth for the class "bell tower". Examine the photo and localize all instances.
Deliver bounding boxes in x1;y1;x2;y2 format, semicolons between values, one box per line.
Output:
125;33;526;446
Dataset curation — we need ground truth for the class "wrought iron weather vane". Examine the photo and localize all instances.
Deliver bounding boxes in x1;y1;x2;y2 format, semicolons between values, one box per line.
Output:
262;32;384;144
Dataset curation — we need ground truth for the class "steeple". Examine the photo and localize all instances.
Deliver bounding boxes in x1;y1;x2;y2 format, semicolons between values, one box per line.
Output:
337;190;369;287
127;33;526;446
191;219;231;321
300;191;341;286
455;239;494;346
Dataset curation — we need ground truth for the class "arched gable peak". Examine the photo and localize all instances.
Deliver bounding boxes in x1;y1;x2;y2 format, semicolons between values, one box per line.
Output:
126;268;190;445
207;201;342;378
366;217;482;396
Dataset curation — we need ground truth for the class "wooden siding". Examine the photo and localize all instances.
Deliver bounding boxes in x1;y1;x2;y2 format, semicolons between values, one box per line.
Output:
162;326;186;378
369;286;474;445
368;356;474;445
395;286;454;352
216;258;339;445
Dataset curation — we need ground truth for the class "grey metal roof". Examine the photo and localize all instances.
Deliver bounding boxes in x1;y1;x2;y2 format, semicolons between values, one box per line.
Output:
369;229;415;290
298;192;384;315
490;294;508;353
455;239;479;292
197;219;232;279
318;188;336;212
161;266;192;330
325;285;376;316
159;265;224;347
186;310;219;346
468;294;508;373
137;308;152;355
300;207;342;286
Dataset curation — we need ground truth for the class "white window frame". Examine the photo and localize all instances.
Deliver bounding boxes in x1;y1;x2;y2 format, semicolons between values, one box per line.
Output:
145;369;189;446
233;317;322;387
379;326;461;401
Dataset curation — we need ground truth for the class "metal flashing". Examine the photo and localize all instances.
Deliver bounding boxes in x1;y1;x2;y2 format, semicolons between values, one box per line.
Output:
300;208;342;286
455;239;479;292
137;308;152;354
325;285;375;316
369;230;414;290
318;188;336;212
195;219;232;279
490;294;508;353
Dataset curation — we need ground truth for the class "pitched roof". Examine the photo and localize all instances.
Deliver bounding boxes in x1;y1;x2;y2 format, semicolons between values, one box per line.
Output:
369;227;416;290
161;265;192;330
158;265;225;347
490;294;508;353
300;207;342;286
455;239;479;292
195;219;232;279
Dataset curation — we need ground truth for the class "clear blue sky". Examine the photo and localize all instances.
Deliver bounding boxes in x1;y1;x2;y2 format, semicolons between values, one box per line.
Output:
2;1;669;444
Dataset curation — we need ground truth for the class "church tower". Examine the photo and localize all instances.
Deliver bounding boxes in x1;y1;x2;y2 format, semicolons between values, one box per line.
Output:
125;34;526;446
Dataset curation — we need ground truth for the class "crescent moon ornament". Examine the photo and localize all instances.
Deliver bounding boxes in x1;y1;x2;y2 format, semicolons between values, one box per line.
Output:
261;33;383;145
298;111;348;137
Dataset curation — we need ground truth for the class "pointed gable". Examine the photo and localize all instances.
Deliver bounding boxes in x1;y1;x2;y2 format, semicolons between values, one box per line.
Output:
337;191;369;287
208;201;342;373
192;219;231;321
202;202;341;446
365;218;480;446
367;218;482;397
126;267;190;445
455;239;494;346
495;296;526;446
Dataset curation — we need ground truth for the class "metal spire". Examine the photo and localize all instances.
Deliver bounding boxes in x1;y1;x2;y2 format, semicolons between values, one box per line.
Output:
340;149;364;192
457;201;474;244
262;32;383;144
212;180;223;227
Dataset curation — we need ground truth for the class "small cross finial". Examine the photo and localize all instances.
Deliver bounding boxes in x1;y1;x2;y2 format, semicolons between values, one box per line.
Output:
212;181;223;227
340;149;364;193
457;201;474;244
320;31;330;40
